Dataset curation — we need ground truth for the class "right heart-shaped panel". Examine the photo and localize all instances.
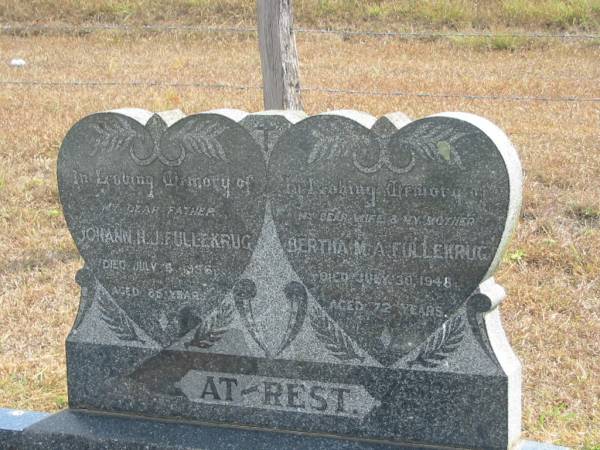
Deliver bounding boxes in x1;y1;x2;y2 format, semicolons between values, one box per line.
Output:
268;113;521;367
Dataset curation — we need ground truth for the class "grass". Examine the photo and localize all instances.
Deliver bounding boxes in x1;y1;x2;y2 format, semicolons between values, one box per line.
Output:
0;0;600;31
0;18;599;450
502;0;600;29
570;204;600;223
450;35;543;51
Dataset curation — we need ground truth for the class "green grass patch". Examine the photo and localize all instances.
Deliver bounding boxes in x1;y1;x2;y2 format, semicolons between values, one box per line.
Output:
46;209;61;218
502;0;600;29
584;37;600;46
402;0;474;27
536;402;578;431
183;0;210;7
2;0;600;32
571;205;600;222
366;4;385;18
26;178;44;188
54;395;68;409
450;35;535;51
507;248;526;263
93;1;139;20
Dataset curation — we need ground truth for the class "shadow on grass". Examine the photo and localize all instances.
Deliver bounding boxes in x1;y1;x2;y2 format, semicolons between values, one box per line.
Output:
2;247;81;276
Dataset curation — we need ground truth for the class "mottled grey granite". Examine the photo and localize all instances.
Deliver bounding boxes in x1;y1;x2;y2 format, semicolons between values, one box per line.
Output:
0;408;569;450
11;409;449;449
60;109;267;348
0;409;49;449
241;109;307;163
57;109;524;449
270;112;520;365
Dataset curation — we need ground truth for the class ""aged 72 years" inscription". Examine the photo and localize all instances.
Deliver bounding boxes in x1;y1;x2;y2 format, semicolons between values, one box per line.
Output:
269;113;518;367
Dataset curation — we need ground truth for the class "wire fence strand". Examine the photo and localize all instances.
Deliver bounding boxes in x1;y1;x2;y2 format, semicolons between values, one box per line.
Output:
2;79;599;103
2;23;598;103
2;23;600;40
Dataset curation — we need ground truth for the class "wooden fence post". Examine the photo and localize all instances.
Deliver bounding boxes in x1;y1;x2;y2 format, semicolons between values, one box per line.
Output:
257;0;303;110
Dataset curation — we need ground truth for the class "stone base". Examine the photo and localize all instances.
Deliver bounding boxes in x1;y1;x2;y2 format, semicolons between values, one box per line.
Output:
0;409;50;450
0;408;568;450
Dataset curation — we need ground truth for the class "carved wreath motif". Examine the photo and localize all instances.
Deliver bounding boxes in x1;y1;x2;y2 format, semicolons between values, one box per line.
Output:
96;286;143;343
178;121;228;163
89;115;227;167
310;307;364;362
186;301;235;349
403;123;468;170
90;117;137;156
306;123;469;174
408;315;465;368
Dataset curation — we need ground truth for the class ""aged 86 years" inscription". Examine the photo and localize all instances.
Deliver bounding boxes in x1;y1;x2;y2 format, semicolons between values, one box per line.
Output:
58;112;267;346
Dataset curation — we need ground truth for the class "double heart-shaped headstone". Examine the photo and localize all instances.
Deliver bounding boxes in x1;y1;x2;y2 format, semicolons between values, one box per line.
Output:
59;110;520;368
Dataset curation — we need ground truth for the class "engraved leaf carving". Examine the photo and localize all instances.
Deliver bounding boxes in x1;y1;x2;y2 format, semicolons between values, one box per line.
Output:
275;281;309;355
187;301;234;349
307;129;351;165
95;286;142;342
408;315;465;368
307;145;321;164
179;121;228;162
233;279;273;356
403;123;469;169
310;307;364;362
233;280;306;358
90;116;137;156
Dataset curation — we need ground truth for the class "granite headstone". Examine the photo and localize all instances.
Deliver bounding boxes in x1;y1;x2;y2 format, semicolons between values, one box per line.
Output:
48;109;523;449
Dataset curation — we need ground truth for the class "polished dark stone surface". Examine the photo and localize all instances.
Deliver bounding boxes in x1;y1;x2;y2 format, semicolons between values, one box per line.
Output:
0;409;49;450
0;409;568;450
15;409;442;450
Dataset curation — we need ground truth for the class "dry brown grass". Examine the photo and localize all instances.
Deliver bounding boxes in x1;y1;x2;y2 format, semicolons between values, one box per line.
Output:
0;32;599;448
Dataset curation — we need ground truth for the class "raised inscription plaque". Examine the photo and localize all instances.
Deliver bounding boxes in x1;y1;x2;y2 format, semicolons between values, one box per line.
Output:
60;109;523;450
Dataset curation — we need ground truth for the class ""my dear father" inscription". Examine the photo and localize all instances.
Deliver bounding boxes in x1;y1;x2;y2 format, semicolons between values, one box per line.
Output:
59;112;267;347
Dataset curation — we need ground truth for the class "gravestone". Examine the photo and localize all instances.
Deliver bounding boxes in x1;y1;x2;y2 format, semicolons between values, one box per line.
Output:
7;108;531;449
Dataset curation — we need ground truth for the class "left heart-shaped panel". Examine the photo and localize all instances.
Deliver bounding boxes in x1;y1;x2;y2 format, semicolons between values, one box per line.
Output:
58;112;267;347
